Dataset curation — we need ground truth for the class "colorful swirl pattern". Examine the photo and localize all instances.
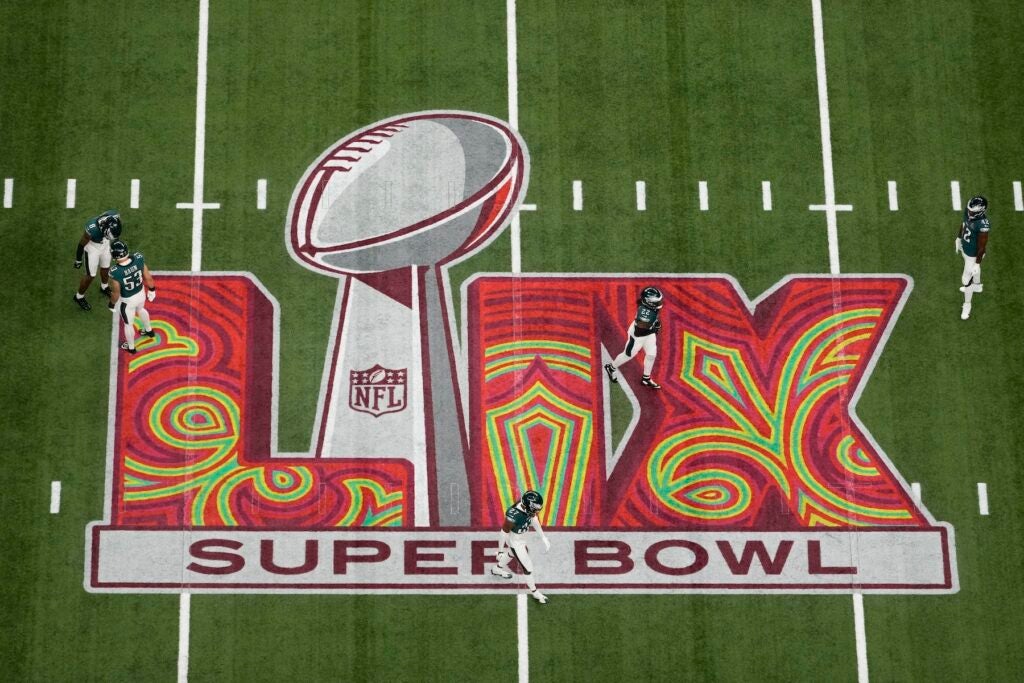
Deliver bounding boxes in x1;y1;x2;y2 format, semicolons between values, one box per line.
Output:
112;275;411;528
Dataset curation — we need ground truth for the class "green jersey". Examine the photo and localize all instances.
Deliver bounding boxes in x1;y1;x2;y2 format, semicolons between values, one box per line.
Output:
504;503;535;535
84;209;120;243
959;209;990;258
110;253;147;297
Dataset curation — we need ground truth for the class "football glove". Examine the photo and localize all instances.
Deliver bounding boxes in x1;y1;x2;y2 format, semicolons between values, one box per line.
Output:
954;238;962;255
74;259;82;269
107;301;115;311
542;536;551;552
146;288;156;302
652;319;662;332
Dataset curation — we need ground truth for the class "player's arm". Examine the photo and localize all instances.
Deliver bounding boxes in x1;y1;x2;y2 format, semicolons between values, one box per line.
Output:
531;516;551;551
108;279;121;309
976;231;989;261
954;221;964;254
142;265;156;300
75;233;89;268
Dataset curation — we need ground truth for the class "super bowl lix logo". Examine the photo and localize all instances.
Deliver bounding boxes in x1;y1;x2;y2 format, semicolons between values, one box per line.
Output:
86;111;956;593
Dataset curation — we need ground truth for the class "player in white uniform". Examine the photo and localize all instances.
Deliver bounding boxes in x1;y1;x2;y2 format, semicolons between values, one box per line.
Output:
491;490;551;604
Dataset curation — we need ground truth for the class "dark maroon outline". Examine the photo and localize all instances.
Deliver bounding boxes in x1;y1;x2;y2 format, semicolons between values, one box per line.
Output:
313;276;353;458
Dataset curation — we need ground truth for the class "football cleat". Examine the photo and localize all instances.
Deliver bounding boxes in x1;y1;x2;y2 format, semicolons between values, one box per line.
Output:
961;303;972;320
521;490;543;513
140;329;156;339
966;196;988;218
110;240;129;261
959;284;983;293
531;590;548;604
640;286;664;309
490;566;513;580
604;363;618;384
120;342;137;355
100;286;112;298
73;295;91;311
641;375;661;389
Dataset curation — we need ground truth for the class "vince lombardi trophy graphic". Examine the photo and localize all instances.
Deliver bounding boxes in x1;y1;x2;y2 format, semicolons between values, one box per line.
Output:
286;111;529;526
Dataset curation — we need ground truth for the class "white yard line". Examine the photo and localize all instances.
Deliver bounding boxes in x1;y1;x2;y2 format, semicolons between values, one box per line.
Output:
50;481;61;514
130;178;141;209
572;180;583;211
853;593;869;683
507;0;522;274
810;0;843;275
257;179;267;210
1013;181;1022;211
519;203;537;211
175;0;218;273
698;181;708;211
636;180;647;211
177;592;191;683
809;3;868;681
517;593;529;683
761;181;772;211
887;181;898;211
950;181;961;212
977;483;989;515
66;179;77;209
3;178;13;208
911;482;921;502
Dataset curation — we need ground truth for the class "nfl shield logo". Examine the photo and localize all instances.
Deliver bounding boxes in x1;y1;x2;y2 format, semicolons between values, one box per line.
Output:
349;364;408;417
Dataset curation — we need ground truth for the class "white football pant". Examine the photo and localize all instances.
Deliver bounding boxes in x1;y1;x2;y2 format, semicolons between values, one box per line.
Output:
961;254;981;303
117;291;151;350
497;534;537;591
83;239;112;277
611;323;658;376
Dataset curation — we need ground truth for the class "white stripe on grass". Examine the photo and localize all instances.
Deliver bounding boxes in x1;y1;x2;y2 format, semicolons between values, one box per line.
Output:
698;181;708;211
130;179;140;209
257;179;267;210
178;592;191;683
517;593;529;683
811;0;843;275
978;483;989;515
911;482;921;502
1013;181;1022;211
66;179;77;209
887;181;898;211
4;178;13;208
507;0;522;273
50;481;61;514
636;180;647;211
762;181;772;211
853;592;869;683
950;181;961;212
572;180;583;211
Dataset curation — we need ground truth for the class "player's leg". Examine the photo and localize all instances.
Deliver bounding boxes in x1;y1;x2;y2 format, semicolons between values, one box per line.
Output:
136;303;154;337
98;244;112;296
119;297;139;354
74;243;99;309
605;325;637;383
510;542;547;603
959;255;977;320
639;333;660;389
491;543;514;578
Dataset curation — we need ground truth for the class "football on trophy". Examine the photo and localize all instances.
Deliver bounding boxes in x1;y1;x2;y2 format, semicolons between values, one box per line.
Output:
287;111;528;275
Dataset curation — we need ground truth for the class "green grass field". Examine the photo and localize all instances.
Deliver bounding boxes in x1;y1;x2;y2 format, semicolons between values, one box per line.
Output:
3;1;1024;680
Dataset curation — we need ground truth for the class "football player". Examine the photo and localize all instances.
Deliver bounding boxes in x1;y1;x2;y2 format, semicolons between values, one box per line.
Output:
955;195;990;320
491;490;551;604
107;240;156;354
604;285;664;389
73;209;123;311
